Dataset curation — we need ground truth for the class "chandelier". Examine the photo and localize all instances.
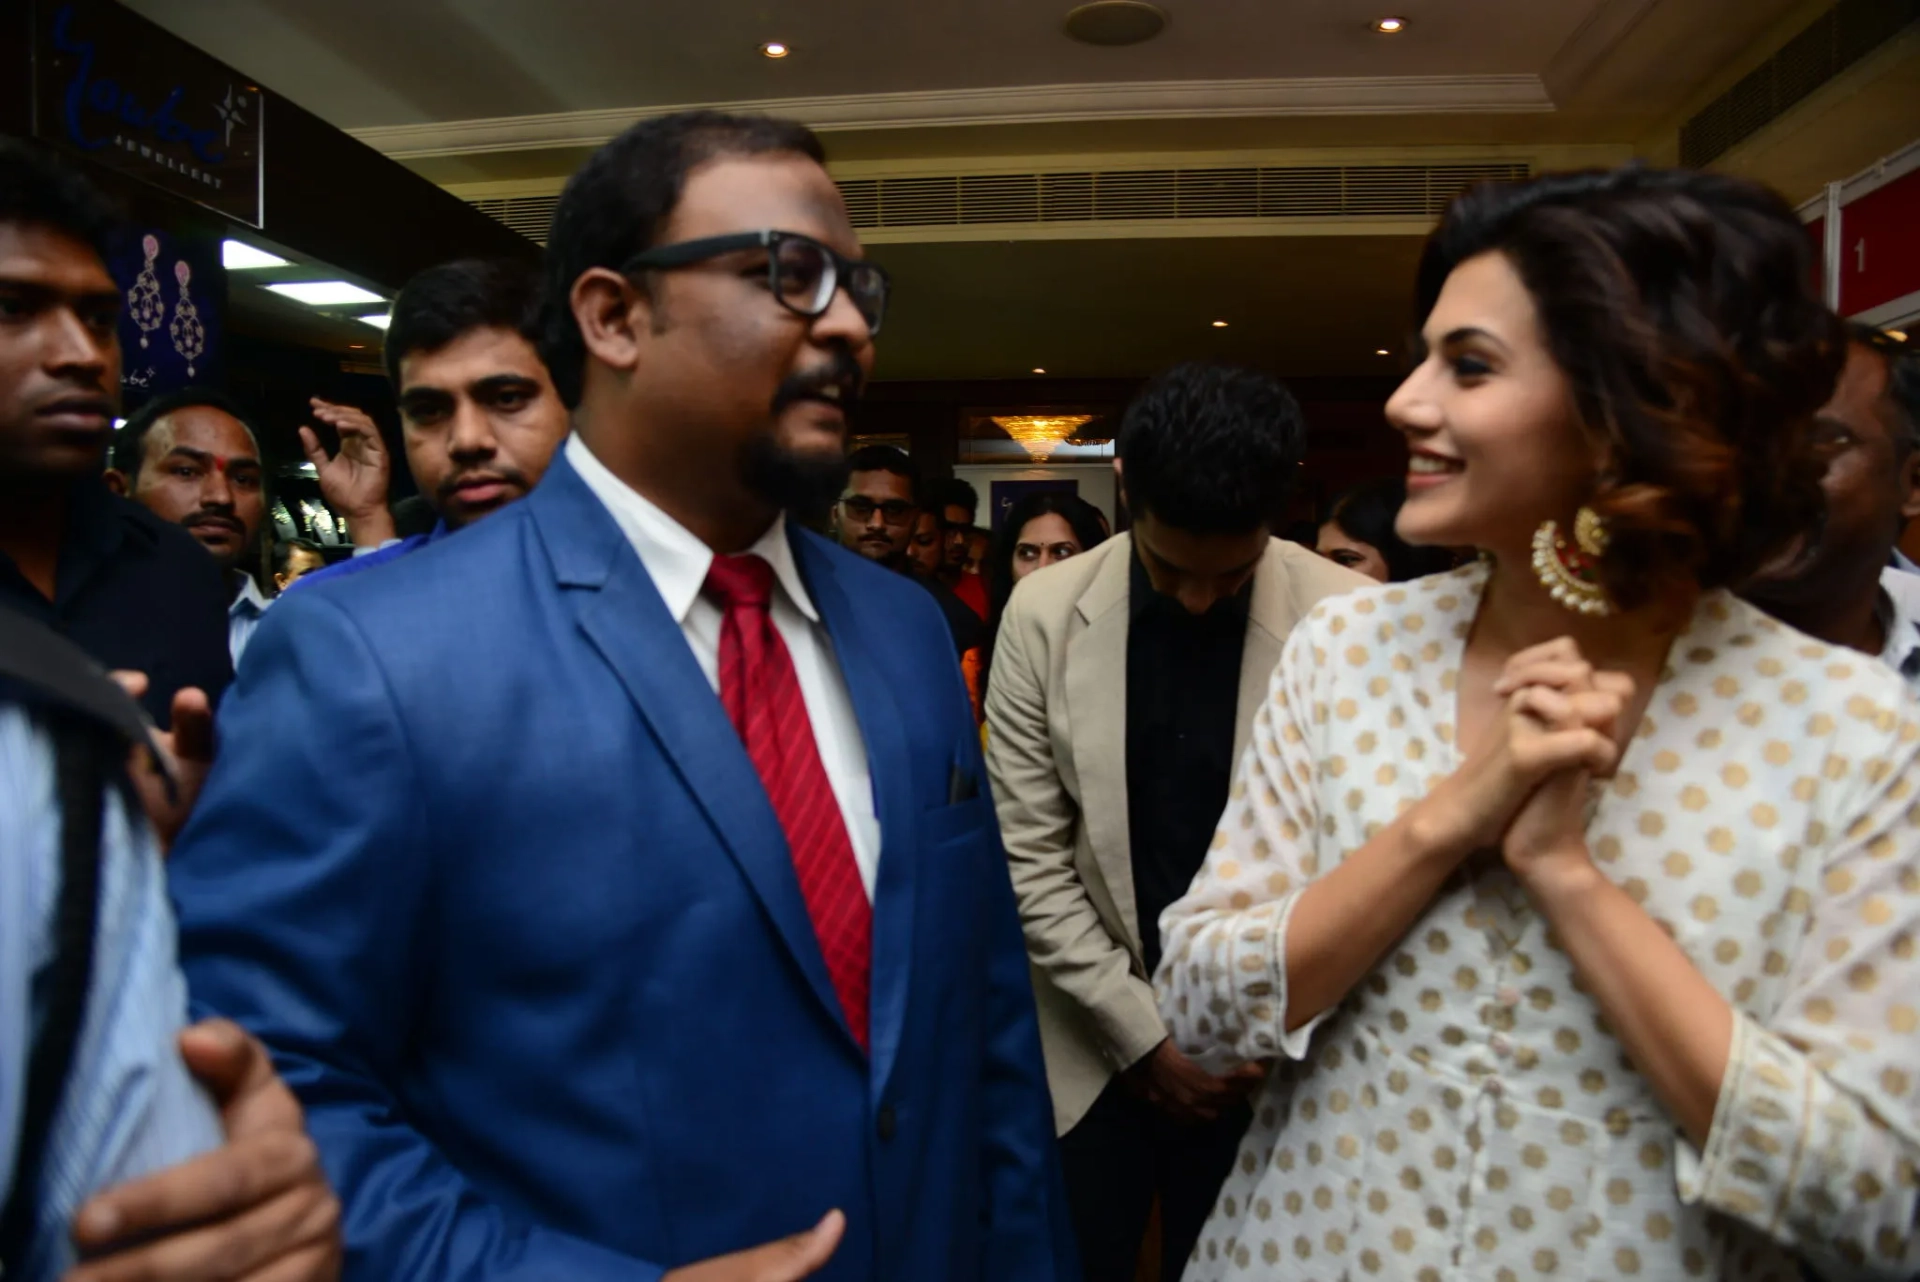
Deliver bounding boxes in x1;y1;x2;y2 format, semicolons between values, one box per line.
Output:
990;414;1097;461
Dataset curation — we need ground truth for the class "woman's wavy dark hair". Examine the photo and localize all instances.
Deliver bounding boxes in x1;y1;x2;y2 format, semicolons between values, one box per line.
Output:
980;492;1109;688
1326;478;1457;582
1416;166;1845;609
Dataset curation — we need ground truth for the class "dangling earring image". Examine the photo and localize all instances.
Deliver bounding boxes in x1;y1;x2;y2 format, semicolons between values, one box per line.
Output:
128;234;164;349
1531;507;1613;616
169;259;205;377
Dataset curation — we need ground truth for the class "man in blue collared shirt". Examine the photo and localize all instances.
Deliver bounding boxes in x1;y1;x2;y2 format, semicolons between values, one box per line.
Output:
295;258;568;592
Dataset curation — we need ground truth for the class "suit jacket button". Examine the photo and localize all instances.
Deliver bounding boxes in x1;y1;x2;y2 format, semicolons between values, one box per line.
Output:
877;1105;897;1141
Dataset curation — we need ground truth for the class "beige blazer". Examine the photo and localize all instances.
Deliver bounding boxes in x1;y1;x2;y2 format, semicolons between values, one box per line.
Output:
983;534;1369;1134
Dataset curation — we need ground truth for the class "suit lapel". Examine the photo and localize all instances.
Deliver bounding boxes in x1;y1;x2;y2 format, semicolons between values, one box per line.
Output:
793;533;918;1092
533;458;853;1049
1065;539;1144;958
1234;541;1299;761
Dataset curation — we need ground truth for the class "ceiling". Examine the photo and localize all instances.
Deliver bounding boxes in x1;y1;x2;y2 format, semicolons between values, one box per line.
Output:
863;233;1424;381
124;0;1893;385
125;0;1806;143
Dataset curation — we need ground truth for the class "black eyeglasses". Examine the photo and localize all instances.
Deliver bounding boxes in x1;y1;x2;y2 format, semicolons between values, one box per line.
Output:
840;496;915;525
621;230;890;335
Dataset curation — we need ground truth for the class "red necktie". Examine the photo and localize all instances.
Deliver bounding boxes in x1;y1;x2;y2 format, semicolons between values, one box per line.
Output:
704;554;871;1052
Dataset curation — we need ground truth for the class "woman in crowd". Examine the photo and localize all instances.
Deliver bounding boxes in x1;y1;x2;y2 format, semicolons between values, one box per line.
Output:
1156;167;1920;1280
1317;478;1457;583
965;492;1109;720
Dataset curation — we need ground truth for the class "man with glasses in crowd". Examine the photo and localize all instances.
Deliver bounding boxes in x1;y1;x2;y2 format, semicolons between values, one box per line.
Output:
836;444;982;654
171;109;1073;1282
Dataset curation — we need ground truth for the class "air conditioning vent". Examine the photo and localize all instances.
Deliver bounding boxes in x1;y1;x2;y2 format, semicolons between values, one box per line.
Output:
833;161;1529;230
1681;0;1918;169
466;194;560;244
467;161;1529;243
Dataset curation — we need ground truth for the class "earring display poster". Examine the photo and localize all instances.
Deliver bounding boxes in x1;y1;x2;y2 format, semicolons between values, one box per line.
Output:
990;479;1078;531
113;228;223;400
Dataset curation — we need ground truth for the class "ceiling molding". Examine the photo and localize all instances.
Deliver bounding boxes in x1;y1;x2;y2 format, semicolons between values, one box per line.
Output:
350;75;1556;159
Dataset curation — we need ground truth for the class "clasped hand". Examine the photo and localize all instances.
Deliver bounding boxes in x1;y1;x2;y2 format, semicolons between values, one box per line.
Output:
1426;637;1635;890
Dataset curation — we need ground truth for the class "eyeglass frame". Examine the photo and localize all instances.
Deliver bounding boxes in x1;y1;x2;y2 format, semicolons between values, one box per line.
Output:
838;495;916;526
618;229;891;336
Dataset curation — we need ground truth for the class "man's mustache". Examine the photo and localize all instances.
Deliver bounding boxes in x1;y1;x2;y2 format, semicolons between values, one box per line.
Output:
772;350;864;415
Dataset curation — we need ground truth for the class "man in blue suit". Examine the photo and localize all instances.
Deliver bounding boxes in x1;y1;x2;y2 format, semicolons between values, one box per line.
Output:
170;110;1074;1281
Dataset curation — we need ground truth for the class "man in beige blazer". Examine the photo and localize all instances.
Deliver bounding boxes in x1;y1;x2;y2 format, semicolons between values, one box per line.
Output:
985;364;1368;1282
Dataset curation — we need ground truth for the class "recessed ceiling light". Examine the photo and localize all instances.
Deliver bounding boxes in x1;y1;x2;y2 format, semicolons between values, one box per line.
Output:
347;343;365;349
355;312;392;330
1211;320;1229;328
267;280;384;307
1064;1;1168;46
1889;328;1909;342
760;41;789;57
1375;348;1391;356
1372;16;1407;33
222;239;289;270
1032;367;1046;374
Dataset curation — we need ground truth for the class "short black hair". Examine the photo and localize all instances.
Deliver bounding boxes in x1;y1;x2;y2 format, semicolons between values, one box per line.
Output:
0;140;119;263
384;258;546;387
1849;322;1920;458
1116;362;1306;535
929;476;978;522
1326;478;1457;581
272;538;323;576
541;110;827;408
846;443;919;492
112;387;260;477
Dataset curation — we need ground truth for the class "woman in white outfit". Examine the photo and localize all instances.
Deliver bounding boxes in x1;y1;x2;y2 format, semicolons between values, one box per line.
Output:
1155;167;1920;1281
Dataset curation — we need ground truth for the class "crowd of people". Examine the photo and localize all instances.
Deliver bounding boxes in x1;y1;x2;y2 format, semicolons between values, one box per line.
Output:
2;106;1919;1282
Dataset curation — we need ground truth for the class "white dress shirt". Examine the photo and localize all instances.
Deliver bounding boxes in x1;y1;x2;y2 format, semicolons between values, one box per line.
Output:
565;434;880;897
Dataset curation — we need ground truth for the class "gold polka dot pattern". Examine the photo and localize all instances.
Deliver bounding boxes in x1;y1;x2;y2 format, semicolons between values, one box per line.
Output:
1154;563;1920;1281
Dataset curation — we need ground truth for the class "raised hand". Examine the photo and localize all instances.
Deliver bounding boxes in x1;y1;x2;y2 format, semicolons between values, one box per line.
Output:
299;399;396;548
108;674;215;853
661;1211;845;1282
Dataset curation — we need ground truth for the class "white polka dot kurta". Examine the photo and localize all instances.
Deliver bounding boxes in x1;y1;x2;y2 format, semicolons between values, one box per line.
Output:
1155;564;1920;1281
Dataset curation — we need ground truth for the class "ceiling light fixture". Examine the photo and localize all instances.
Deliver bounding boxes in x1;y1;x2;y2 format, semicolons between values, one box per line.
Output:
267;280;384;307
760;41;789;58
222;239;289;270
1888;328;1909;342
992;415;1096;461
1372;16;1407;33
1063;1;1168;46
355;313;392;330
1375;348;1391;355
1032;367;1046;374
1211;320;1229;328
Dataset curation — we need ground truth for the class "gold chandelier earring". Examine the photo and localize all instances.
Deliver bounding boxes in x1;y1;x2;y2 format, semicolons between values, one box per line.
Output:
1531;507;1614;617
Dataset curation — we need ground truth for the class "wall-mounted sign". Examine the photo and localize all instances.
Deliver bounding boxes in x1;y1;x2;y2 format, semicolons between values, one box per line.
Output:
32;0;264;227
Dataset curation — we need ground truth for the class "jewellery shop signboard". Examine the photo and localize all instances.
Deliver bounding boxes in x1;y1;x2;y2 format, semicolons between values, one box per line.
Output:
30;0;264;227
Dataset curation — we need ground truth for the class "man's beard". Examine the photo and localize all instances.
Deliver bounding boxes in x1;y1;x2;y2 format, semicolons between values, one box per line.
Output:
739;433;849;526
740;346;862;523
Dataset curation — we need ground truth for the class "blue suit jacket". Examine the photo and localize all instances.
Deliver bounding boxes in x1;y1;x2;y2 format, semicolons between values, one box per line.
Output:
171;454;1075;1281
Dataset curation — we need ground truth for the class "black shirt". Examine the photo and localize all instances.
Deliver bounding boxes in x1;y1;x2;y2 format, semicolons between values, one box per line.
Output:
1125;551;1250;975
0;480;232;728
917;574;985;656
